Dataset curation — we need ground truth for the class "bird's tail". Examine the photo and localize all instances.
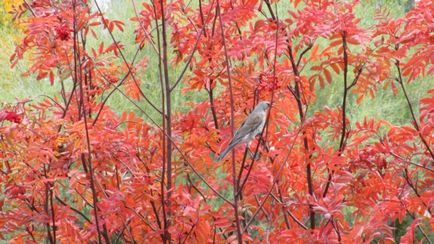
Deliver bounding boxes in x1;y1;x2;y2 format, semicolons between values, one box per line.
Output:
216;143;236;161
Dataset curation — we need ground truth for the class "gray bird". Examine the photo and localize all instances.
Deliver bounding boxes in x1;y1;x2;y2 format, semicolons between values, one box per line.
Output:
216;101;271;161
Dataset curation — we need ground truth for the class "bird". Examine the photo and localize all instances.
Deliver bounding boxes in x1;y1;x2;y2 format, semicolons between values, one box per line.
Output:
216;101;271;161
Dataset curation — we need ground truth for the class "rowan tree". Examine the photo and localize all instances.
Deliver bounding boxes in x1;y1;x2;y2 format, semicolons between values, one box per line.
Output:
1;0;433;243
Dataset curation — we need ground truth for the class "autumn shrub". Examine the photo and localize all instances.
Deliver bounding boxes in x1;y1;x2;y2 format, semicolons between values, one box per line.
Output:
0;0;433;243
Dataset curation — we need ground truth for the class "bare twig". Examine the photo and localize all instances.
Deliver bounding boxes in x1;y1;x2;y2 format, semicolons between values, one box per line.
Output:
216;0;242;242
170;0;216;92
395;59;434;161
93;0;163;115
95;76;233;206
73;1;106;242
242;125;302;233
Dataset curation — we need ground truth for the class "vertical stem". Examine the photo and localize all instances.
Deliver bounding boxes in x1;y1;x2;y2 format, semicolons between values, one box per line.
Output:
198;0;208;38
236;148;250;197
277;187;290;229
287;43;315;229
208;80;219;129
323;32;349;198
151;1;168;242
269;0;314;224
263;0;276;20
49;184;56;243
73;1;107;243
338;32;348;152
216;1;243;242
44;167;53;243
159;0;172;241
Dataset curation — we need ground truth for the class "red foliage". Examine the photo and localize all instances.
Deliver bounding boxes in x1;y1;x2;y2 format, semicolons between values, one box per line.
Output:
55;23;71;41
1;0;433;242
0;110;21;123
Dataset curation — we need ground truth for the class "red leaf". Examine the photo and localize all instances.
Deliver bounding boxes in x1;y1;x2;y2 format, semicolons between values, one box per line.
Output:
324;68;332;83
0;111;22;123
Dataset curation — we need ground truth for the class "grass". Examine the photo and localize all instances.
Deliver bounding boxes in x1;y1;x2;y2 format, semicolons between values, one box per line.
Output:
0;28;61;104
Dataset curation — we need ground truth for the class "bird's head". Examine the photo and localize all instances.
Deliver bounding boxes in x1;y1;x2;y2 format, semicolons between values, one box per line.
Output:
256;101;271;111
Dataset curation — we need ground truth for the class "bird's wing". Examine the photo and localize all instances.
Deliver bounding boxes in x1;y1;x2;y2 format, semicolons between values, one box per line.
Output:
216;112;263;161
231;112;263;144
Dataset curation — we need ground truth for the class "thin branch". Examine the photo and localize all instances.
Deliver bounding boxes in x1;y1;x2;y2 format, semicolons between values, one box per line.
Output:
389;151;434;173
395;60;434;161
296;43;313;68
400;200;433;244
148;2;167;242
338;31;349;152
237;2;280;199
330;219;342;243
93;0;163;115
242;125;302;233
125;206;158;231
73;1;104;242
55;196;92;223
49;186;56;243
170;0;216;92
207;81;219;129
43;168;53;243
323;31;363;198
97;79;233;206
269;193;308;230
263;0;276;20
158;0;173;240
287;38;315;229
403;169;432;216
216;1;242;242
131;0;159;54
92;39;144;125
276;187;291;229
23;0;36;17
347;64;365;90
